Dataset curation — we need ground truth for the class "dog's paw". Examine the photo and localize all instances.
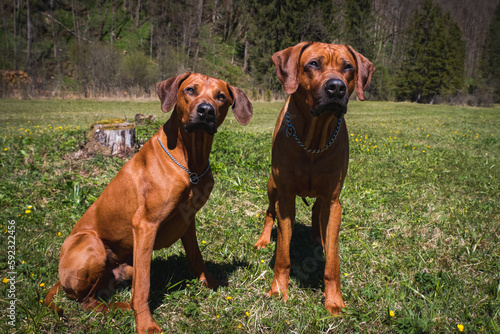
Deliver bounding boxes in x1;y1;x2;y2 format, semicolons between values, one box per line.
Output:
200;273;221;290
253;239;270;249
267;278;289;301
324;298;345;315
136;316;161;334
112;302;131;311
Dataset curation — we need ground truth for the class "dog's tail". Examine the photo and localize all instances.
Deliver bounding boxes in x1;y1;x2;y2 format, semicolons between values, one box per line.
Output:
44;280;63;316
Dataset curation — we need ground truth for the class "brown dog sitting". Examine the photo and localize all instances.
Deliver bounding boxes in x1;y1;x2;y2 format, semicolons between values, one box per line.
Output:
44;73;252;333
254;42;374;314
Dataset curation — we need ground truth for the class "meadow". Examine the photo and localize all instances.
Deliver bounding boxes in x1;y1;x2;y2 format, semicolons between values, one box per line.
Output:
0;99;499;333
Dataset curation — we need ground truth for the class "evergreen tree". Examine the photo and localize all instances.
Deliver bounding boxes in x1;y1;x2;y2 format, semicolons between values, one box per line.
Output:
246;0;338;92
342;0;375;60
479;3;500;102
397;0;465;103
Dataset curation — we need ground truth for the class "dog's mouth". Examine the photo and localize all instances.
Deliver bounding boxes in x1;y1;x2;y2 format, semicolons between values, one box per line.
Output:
310;101;347;118
184;121;217;135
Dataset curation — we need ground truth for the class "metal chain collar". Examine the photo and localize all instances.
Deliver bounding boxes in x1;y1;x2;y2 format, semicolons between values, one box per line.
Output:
285;110;343;154
157;137;211;184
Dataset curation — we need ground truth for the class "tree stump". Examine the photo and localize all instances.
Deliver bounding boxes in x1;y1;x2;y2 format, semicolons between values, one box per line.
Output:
86;119;136;156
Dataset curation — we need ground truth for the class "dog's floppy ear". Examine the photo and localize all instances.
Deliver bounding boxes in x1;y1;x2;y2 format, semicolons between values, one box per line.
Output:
227;84;253;125
156;72;192;113
346;45;375;101
271;41;313;95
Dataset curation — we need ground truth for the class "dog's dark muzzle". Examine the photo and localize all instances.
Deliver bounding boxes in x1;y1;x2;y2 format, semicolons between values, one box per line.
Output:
310;79;348;117
185;103;218;135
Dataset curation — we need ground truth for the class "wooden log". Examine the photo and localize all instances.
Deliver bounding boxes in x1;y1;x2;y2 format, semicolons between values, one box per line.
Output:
86;119;136;156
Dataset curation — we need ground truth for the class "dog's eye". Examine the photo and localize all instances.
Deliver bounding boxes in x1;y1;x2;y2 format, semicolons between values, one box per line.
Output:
308;61;319;68
345;63;354;71
185;87;195;94
217;93;226;101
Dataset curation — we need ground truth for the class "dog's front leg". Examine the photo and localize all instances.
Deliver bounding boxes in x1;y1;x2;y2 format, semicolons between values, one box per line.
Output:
320;197;345;315
131;218;161;334
269;192;296;301
181;219;220;290
254;173;278;249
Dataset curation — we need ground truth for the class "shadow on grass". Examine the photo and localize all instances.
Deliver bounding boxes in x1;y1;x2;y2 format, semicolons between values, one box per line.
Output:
268;220;326;290
148;255;248;311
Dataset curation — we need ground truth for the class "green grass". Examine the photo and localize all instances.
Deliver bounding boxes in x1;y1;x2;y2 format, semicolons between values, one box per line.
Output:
1;99;499;333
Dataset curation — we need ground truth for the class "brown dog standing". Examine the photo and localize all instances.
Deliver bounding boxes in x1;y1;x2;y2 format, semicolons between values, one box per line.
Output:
44;73;252;333
254;42;374;314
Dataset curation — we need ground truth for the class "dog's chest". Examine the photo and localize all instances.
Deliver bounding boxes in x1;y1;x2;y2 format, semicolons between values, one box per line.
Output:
185;181;212;210
274;145;347;198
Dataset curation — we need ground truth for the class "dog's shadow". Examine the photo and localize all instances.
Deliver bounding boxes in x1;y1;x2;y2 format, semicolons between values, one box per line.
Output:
109;254;245;313
147;255;246;311
268;221;326;290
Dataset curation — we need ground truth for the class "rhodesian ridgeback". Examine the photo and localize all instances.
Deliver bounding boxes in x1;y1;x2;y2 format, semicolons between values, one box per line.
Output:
44;72;252;333
254;42;374;314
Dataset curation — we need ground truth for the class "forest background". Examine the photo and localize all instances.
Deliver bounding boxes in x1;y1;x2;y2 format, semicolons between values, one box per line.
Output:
1;0;499;105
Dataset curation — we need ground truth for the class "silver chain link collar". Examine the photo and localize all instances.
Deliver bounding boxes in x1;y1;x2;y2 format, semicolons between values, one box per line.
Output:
285;110;343;154
157;136;211;184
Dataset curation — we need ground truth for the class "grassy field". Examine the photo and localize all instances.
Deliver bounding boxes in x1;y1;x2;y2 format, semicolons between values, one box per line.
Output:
0;99;499;333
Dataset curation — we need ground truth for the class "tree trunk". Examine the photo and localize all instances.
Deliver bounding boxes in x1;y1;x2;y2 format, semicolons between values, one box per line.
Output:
13;0;17;69
50;0;62;95
1;0;8;51
27;0;32;68
150;23;153;59
209;0;217;40
193;0;204;70
87;120;136;156
135;0;141;28
243;34;249;72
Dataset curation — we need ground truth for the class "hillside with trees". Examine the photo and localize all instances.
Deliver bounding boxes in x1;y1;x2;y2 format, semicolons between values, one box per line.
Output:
1;0;499;104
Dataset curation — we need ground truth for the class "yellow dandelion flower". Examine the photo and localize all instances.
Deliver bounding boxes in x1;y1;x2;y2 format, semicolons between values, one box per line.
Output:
58;232;62;237
245;311;249;317
25;209;31;214
202;240;206;244
225;296;232;300
40;299;43;303
39;283;45;287
457;324;464;332
3;278;8;284
27;205;33;209
216;314;220;318
260;259;265;263
389;310;395;317
22;260;25;264
3;148;7;151
237;324;242;329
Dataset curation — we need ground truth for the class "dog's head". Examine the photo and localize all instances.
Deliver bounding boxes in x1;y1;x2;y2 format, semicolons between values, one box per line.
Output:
272;42;375;117
156;73;253;135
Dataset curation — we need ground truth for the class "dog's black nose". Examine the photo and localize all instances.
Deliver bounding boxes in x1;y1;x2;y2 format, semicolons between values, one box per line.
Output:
197;103;215;119
325;79;347;99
